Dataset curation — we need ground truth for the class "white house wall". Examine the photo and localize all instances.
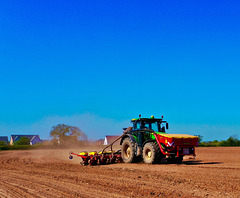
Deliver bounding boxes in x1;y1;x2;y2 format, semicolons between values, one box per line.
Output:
103;137;108;145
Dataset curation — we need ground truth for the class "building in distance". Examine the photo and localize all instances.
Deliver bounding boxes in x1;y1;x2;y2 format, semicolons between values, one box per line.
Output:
10;135;41;145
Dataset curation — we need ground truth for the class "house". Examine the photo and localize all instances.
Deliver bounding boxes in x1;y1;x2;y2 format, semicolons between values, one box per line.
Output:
10;135;41;145
0;136;8;145
103;135;120;145
96;139;104;145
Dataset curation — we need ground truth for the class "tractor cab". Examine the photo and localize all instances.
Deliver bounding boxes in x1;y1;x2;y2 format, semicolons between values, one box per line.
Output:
131;115;168;133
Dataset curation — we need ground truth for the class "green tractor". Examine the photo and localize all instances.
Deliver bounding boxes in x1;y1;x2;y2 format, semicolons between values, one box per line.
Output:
120;115;198;164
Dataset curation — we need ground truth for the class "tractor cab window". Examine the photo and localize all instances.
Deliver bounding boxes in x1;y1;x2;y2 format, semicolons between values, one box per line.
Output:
141;122;150;129
160;124;166;132
135;122;150;130
150;122;166;132
135;122;141;130
151;122;159;132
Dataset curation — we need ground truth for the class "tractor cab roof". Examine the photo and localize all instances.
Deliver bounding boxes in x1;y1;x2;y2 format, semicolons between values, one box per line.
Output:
131;117;166;123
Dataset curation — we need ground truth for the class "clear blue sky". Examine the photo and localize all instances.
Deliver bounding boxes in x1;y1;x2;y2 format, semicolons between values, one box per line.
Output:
0;0;239;141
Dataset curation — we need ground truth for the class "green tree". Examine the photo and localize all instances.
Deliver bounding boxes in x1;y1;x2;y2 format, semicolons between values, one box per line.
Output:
50;124;87;145
219;135;240;146
194;135;203;143
14;137;30;145
212;140;219;146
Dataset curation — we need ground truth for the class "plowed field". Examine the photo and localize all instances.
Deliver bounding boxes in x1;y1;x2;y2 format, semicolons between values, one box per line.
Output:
0;147;239;198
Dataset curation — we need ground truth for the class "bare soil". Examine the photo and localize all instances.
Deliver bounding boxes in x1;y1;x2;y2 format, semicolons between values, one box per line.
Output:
0;147;239;198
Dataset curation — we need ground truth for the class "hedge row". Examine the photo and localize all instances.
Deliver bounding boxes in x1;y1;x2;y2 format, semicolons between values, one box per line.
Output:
0;145;32;150
0;144;93;151
0;144;50;150
199;136;240;147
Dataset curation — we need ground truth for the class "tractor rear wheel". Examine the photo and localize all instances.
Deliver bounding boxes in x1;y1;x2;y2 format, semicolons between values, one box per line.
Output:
121;138;136;163
142;142;161;164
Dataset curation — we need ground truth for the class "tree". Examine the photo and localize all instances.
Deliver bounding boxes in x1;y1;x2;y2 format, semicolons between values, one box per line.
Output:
195;135;203;143
50;124;87;145
219;135;240;146
14;137;30;145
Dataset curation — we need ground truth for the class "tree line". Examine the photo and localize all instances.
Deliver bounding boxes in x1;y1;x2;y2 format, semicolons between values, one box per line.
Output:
197;135;240;147
0;124;88;150
1;125;239;148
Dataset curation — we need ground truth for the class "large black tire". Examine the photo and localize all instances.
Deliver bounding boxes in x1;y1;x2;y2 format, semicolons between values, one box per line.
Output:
121;138;136;163
142;142;161;164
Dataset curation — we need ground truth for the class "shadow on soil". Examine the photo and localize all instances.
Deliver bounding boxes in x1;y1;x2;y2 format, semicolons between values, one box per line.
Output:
182;160;223;165
127;159;223;166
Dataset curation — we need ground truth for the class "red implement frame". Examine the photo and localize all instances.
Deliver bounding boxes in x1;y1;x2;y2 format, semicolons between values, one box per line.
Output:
153;132;196;157
69;151;122;166
69;133;125;165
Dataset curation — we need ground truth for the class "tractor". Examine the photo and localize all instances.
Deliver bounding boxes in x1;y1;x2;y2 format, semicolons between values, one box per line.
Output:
120;115;198;164
69;115;199;165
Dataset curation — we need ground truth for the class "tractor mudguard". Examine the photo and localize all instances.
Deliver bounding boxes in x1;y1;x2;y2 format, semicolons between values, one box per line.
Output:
120;134;137;145
142;139;156;148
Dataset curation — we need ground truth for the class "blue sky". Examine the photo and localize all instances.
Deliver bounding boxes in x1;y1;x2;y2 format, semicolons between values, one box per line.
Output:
0;0;239;141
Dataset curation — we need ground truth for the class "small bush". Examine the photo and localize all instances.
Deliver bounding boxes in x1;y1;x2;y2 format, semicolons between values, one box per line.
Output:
14;137;30;145
0;145;9;150
0;141;7;146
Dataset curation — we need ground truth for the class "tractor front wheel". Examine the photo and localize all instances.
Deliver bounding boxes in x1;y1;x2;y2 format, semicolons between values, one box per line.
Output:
142;142;161;164
121;138;136;163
